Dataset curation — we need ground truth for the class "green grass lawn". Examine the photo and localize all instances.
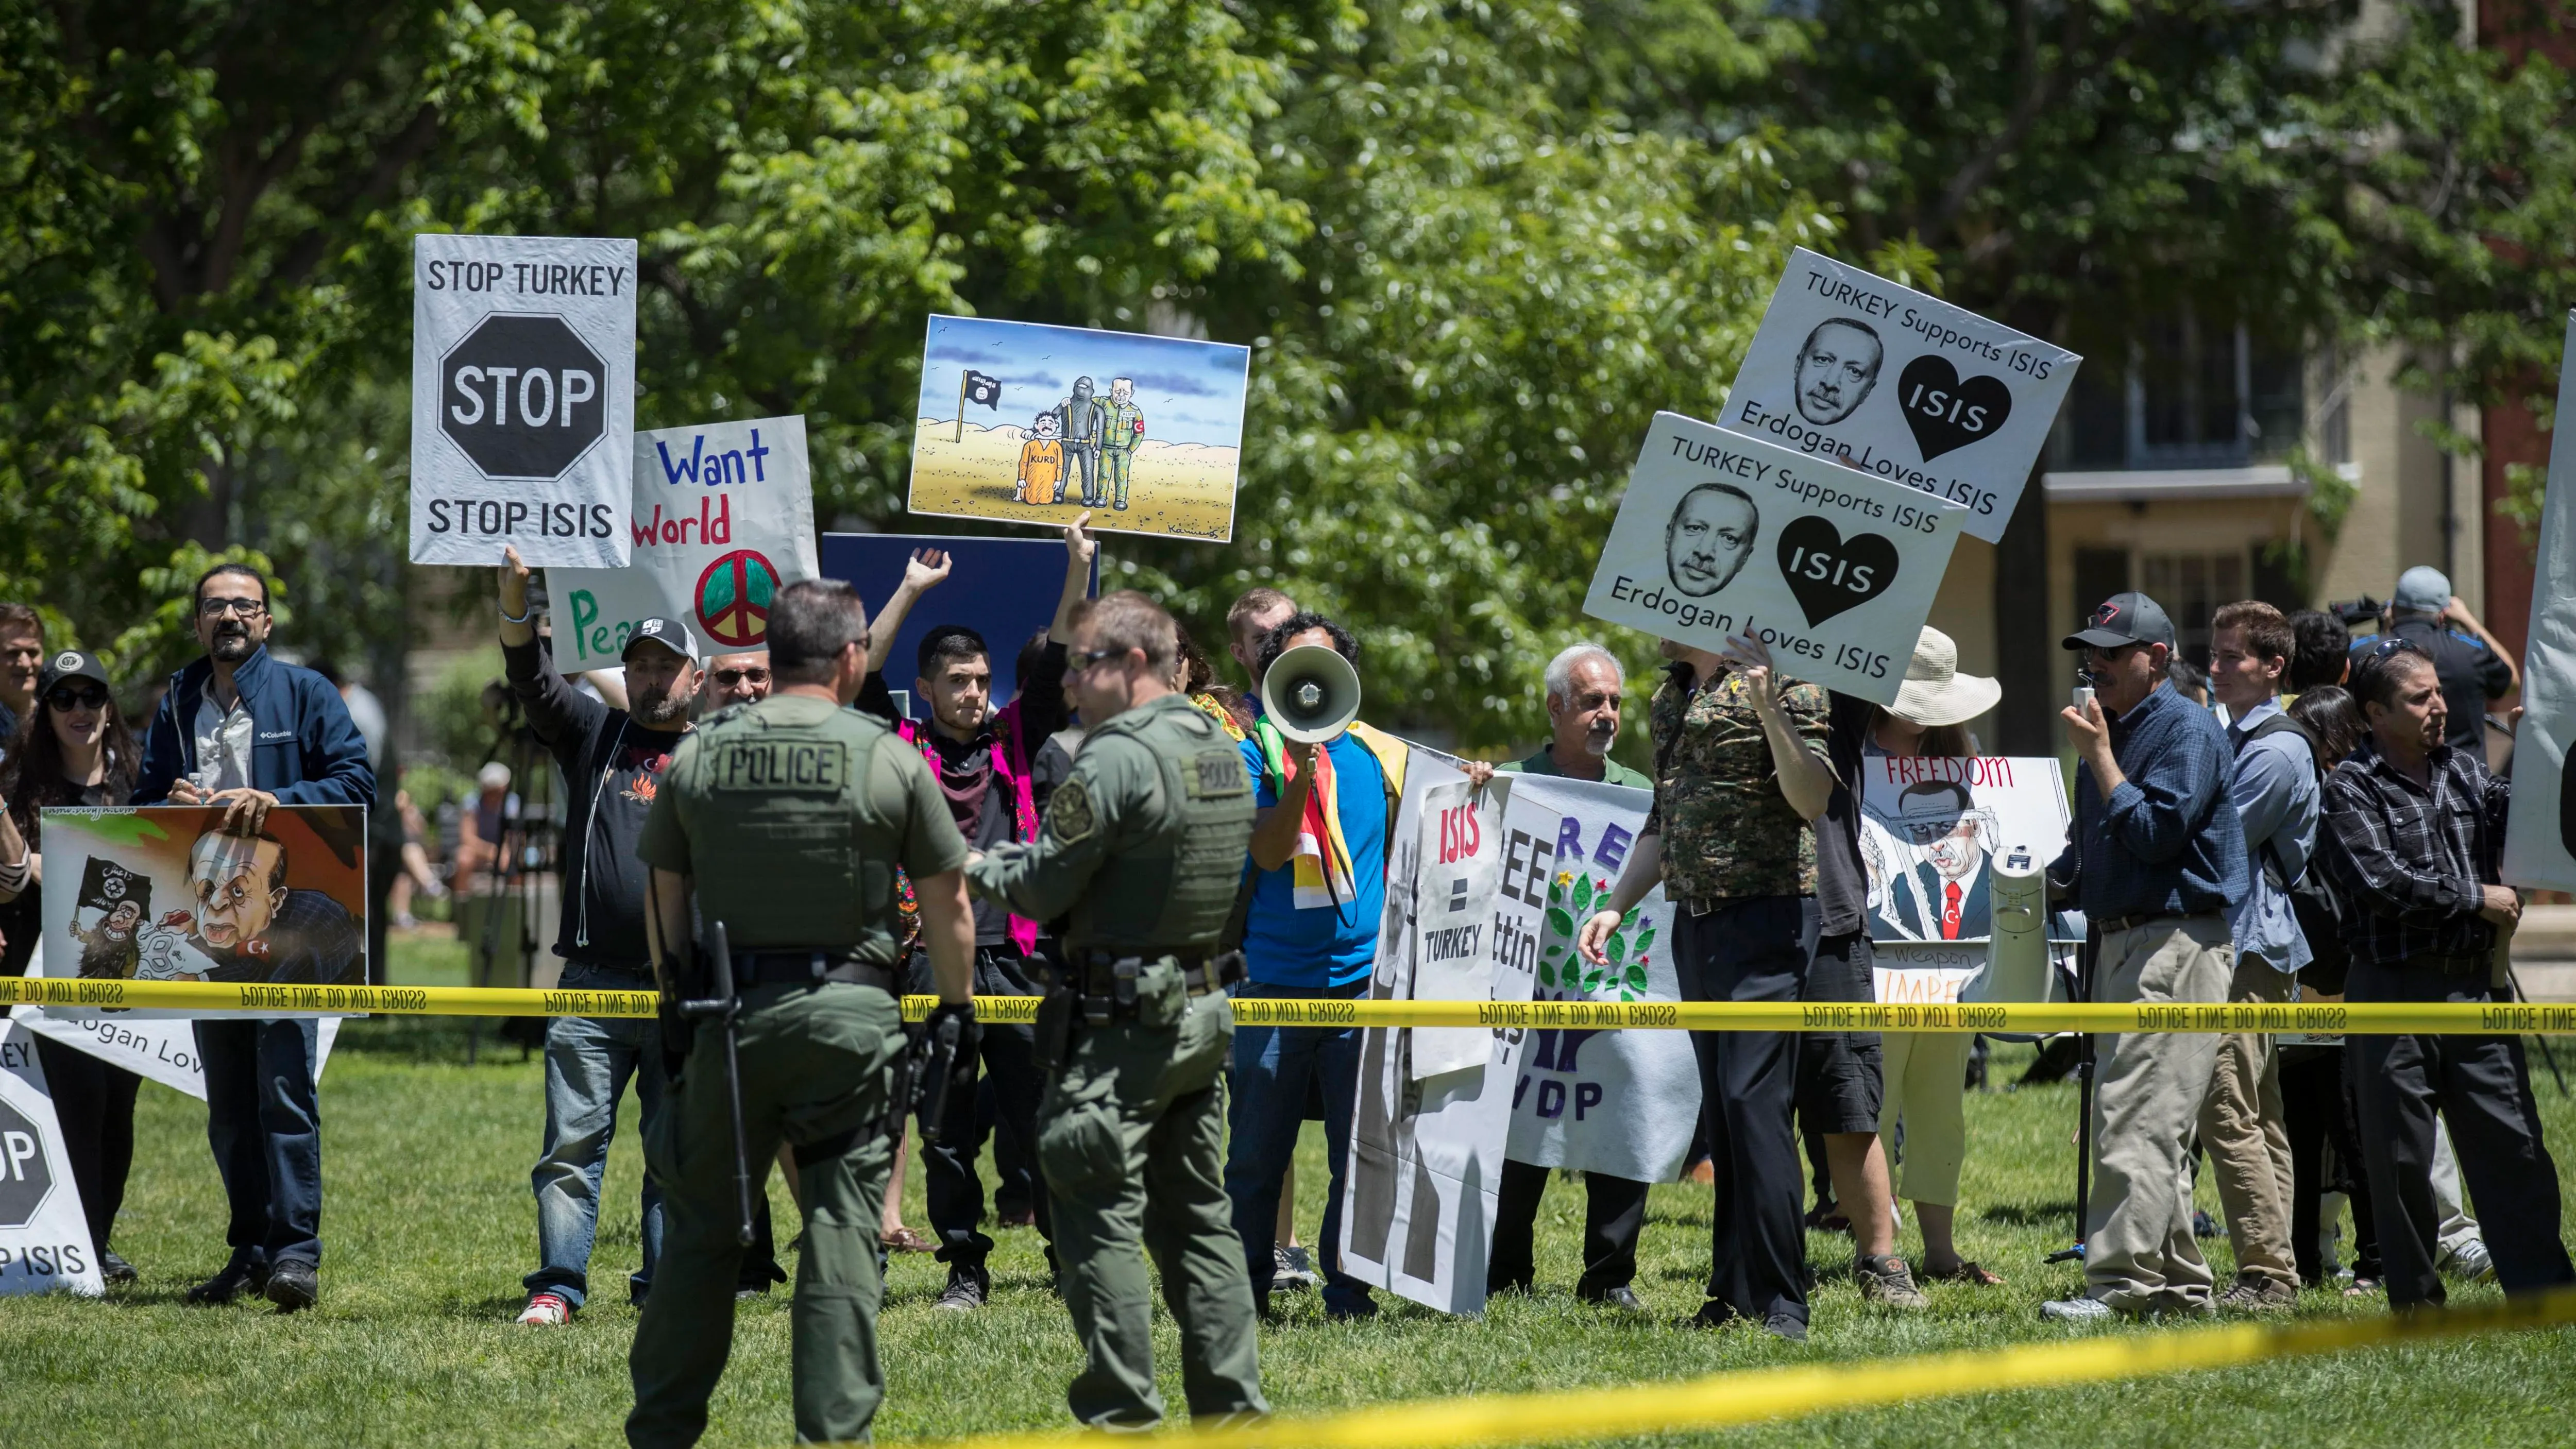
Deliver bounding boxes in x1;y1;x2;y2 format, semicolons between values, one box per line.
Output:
7;935;2575;1446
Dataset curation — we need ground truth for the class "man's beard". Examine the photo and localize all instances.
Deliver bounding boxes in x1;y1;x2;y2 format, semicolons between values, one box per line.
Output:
632;681;693;726
210;625;253;661
1582;721;1616;757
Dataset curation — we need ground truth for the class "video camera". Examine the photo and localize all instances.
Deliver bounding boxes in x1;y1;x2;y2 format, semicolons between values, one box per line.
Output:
2327;595;2385;627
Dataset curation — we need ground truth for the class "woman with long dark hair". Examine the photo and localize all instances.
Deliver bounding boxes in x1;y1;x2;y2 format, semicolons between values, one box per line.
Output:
0;648;145;1284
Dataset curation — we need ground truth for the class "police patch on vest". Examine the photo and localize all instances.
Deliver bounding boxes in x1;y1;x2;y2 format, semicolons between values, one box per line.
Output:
713;740;849;792
1187;750;1248;799
1048;777;1097;843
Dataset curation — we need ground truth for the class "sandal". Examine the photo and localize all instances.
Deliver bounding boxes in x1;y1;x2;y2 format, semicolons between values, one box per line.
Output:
881;1226;938;1254
2343;1275;2384;1300
1923;1260;2005;1287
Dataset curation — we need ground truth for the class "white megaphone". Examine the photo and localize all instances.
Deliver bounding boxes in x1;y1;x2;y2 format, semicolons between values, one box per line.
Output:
1262;644;1363;744
1965;846;2055;1005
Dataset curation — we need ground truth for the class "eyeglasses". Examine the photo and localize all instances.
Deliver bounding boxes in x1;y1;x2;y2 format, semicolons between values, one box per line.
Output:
1064;648;1122;674
198;596;266;618
713;667;770;687
46;685;108;711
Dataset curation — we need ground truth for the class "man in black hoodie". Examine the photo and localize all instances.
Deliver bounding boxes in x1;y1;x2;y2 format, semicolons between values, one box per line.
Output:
497;550;784;1325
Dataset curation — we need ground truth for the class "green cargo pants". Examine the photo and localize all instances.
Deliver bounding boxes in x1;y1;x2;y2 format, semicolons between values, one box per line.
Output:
628;981;904;1448
1100;445;1134;509
1039;987;1266;1428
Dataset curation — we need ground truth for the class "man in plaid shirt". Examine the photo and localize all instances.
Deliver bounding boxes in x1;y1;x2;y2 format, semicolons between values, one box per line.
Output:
2318;641;2574;1308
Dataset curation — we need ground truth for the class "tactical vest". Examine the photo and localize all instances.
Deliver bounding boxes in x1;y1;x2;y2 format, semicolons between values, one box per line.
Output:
683;696;904;963
1068;697;1254;952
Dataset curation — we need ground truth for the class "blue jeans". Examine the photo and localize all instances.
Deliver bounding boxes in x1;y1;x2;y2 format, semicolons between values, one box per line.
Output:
194;1016;323;1269
1224;981;1372;1314
526;963;667;1308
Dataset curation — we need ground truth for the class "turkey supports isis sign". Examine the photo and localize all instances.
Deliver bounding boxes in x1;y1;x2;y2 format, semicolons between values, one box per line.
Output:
547;416;820;669
410;234;637;567
1719;248;2080;543
1583;412;1968;704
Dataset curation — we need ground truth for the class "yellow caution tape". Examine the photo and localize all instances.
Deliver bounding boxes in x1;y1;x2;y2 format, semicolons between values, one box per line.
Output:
5;975;2574;1033
901;1285;2576;1449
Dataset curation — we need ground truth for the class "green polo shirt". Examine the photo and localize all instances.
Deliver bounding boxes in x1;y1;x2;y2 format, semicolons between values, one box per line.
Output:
1499;743;1651;789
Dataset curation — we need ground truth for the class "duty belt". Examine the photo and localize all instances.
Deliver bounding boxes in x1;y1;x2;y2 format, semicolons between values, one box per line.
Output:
732;949;897;993
1041;948;1245;1024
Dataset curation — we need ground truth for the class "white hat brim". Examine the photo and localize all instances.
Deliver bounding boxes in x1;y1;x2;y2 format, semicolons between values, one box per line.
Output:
1890;671;2002;728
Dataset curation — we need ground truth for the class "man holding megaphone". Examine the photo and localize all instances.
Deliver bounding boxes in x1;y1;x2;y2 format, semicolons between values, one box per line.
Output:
1223;613;1410;1320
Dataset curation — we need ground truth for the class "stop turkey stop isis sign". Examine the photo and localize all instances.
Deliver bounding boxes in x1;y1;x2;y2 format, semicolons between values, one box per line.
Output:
411;234;637;567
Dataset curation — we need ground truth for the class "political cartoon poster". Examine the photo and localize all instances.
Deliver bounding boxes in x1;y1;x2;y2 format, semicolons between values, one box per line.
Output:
546;416;819;670
11;935;343;1098
1719;248;2080;543
1488;774;1699;1184
816;533;1097;720
1343;751;1510;1317
2504;310;2576;891
0;1021;104;1296
1583;412;1968;704
1855;754;2070;1005
36;806;371;1018
905;315;1249;542
411;233;637;568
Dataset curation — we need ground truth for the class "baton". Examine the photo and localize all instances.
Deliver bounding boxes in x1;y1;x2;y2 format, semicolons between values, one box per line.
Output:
914;1013;962;1147
679;919;757;1248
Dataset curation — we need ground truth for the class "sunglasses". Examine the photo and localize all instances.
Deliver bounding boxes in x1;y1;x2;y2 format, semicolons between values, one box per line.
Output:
1064;648;1123;673
47;684;109;711
713;667;770;687
198;596;266;618
2368;636;2426;659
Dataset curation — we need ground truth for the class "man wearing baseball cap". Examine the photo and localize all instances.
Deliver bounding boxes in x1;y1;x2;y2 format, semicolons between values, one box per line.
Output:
496;550;786;1325
2042;591;2249;1322
2370;566;2518;755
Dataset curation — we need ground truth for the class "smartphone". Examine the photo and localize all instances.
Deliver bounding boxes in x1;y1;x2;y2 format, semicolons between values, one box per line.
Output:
2072;684;2096;712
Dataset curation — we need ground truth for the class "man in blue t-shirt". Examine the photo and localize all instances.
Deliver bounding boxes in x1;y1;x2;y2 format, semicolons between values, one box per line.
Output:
1223;611;1408;1319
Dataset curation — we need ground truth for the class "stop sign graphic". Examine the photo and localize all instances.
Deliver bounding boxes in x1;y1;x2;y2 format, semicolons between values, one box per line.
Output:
0;1096;56;1230
439;314;609;480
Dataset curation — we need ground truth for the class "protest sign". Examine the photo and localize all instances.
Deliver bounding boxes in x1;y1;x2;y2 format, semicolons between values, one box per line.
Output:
1405;778;1506;1078
39;806;371;1018
1488;774;1699;1184
0;1021;104;1295
12;937;342;1098
546;416;819;669
1583;412;1968;704
2505;311;2576;891
1719;248;2080;543
816;533;1096;719
411;234;637;568
1858;755;2069;944
905;315;1249;542
1343;751;1510;1317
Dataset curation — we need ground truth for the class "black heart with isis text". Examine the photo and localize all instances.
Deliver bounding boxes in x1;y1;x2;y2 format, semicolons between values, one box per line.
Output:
1896;355;2013;461
1776;516;1901;627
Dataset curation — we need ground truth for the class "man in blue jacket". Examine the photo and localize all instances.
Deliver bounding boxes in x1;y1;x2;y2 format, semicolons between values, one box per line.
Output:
135;563;374;1313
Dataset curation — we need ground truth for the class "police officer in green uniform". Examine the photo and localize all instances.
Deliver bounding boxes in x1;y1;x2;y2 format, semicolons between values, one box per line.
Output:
628;578;980;1449
964;589;1266;1429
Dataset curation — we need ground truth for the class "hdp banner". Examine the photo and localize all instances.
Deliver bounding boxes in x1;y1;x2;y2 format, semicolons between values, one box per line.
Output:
0;1021;104;1295
549;416;819;669
2505;310;2576;892
411;234;637;567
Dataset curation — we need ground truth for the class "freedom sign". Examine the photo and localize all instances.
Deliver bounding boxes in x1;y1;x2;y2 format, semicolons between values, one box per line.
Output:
1720;248;2080;543
548;415;819;669
410;234;637;568
1583;412;1968;704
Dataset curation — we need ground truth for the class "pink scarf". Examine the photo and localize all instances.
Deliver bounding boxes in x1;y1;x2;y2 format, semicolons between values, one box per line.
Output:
900;705;1041;955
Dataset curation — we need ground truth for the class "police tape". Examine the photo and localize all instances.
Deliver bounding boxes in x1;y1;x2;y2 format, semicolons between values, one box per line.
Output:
3;975;2574;1034
901;1284;2576;1449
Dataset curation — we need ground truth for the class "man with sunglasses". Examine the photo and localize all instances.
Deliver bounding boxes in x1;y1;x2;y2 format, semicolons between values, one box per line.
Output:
134;563;375;1314
703;652;773;711
2041;591;2248;1322
495;550;785;1326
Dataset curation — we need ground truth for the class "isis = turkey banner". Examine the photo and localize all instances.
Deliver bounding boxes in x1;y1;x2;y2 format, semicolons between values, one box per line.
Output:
548;415;819;669
411;234;637;568
2504;310;2576;892
1719;248;2080;543
1583;411;1968;704
0;1021;104;1295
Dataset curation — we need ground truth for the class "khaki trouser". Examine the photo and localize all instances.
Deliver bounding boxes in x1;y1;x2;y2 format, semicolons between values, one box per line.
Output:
2085;915;2232;1314
1043;988;1265;1428
628;981;903;1449
2195;954;2298;1290
1878;1031;1973;1207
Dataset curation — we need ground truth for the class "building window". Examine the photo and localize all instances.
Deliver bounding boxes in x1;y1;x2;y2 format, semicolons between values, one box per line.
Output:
2057;315;2306;470
2139;551;2246;667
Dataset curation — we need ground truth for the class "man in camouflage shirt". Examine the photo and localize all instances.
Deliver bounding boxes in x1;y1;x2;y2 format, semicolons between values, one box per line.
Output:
1578;636;1828;1339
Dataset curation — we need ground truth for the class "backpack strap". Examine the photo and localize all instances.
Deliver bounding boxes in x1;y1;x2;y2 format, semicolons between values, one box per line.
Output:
2237;711;2320;888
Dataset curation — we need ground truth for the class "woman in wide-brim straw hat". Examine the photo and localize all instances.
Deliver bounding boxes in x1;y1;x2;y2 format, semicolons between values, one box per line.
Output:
1858;627;2005;1286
